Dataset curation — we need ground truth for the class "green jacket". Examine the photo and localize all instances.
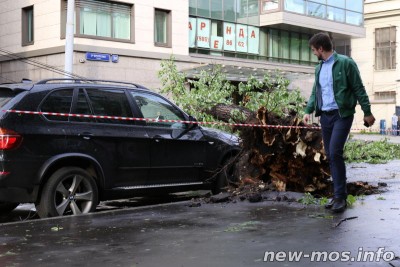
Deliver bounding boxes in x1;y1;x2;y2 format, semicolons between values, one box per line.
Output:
304;52;372;118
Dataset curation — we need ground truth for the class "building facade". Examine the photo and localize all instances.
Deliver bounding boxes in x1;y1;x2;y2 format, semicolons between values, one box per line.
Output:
1;0;365;118
351;0;400;133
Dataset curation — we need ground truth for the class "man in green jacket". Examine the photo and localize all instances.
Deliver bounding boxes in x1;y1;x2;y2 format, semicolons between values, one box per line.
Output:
303;32;375;212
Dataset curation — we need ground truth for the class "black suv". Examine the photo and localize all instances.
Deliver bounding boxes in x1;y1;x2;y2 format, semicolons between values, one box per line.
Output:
0;79;240;218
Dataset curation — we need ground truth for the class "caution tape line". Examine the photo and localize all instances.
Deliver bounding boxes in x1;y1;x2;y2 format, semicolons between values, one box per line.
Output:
3;109;398;133
4;109;321;130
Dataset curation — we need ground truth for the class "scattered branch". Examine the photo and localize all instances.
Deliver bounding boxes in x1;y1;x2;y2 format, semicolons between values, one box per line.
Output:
333;216;358;228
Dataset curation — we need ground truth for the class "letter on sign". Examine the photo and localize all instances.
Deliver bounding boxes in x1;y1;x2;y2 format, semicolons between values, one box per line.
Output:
236;24;247;53
197;18;210;48
211;36;223;50
223;22;236;51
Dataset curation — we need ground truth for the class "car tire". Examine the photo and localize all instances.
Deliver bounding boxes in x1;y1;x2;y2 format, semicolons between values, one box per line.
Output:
211;157;237;195
0;202;19;214
36;167;99;218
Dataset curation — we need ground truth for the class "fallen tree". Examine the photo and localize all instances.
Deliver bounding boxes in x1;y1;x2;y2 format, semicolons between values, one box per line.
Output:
238;108;330;193
212;104;332;196
158;59;382;198
215;105;382;198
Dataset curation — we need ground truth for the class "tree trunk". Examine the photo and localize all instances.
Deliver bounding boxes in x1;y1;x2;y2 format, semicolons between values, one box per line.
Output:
209;104;254;123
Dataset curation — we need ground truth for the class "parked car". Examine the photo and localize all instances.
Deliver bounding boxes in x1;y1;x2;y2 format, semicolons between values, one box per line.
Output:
0;79;240;218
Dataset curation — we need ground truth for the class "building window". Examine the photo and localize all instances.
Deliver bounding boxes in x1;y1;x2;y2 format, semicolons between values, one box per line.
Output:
262;0;280;12
374;91;396;103
306;0;326;19
189;17;316;65
22;6;34;46
284;0;305;14
334;39;351;57
282;0;363;26
268;29;314;65
211;0;223;19
154;9;171;47
224;0;236;22
197;0;210;17
326;6;345;23
62;0;133;42
375;27;396;70
189;0;258;26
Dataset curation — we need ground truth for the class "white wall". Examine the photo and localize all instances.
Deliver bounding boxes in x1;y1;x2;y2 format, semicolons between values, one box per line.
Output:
0;0;189;56
351;0;400;132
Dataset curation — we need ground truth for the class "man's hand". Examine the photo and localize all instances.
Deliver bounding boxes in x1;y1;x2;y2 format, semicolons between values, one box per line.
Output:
364;115;376;127
303;114;311;125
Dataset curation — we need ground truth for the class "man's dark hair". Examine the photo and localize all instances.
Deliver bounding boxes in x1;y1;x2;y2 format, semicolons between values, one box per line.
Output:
309;32;333;52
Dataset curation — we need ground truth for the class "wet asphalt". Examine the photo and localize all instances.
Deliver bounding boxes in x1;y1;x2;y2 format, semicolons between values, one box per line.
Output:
0;134;399;267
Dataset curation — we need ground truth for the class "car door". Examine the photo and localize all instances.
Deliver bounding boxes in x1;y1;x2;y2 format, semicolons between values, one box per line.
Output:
129;90;207;185
67;87;151;189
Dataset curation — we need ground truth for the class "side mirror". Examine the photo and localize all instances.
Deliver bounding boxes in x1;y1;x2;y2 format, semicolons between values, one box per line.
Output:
171;115;198;139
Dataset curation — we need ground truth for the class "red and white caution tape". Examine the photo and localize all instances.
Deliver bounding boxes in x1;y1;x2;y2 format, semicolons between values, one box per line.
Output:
3;109;321;130
3;109;398;133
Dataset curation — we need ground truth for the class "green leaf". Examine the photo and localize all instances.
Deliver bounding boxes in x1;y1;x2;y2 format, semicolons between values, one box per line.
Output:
51;226;64;231
158;59;305;133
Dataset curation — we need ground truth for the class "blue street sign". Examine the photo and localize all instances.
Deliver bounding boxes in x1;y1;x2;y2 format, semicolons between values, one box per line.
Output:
85;52;110;62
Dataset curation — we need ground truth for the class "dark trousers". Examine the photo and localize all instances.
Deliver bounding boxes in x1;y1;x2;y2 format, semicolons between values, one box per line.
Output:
393;124;398;136
320;110;354;200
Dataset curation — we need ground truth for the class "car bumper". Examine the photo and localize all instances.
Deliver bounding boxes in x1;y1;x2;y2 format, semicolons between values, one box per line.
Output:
0;187;38;203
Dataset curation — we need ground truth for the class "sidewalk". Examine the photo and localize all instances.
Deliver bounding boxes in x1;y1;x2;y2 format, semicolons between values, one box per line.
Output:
350;133;400;144
0;160;399;267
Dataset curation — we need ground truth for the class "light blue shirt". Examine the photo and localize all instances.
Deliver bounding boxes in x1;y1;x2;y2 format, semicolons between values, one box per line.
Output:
319;53;338;111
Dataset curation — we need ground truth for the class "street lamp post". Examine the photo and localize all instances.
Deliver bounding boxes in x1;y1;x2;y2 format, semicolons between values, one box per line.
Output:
64;0;75;78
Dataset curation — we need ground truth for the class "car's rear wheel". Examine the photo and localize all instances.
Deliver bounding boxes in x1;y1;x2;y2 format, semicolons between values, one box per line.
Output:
211;157;237;195
36;167;98;218
0;202;19;214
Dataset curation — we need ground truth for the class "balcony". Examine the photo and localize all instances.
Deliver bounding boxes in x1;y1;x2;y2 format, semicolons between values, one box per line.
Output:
260;0;365;38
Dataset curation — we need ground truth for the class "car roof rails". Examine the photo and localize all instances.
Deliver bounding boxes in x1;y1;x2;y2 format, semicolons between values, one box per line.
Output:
36;78;146;89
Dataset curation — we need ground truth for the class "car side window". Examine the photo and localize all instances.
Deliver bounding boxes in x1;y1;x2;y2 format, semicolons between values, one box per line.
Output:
130;91;186;129
86;88;134;125
40;89;73;121
70;89;96;123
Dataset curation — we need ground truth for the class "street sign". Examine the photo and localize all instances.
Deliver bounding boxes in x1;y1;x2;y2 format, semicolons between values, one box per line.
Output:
85;52;110;62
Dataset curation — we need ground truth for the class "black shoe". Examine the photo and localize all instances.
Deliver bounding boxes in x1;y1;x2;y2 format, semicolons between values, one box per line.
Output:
331;198;347;213
325;198;335;209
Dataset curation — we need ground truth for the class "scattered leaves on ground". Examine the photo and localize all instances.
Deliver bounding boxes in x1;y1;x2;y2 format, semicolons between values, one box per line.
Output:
345;138;400;164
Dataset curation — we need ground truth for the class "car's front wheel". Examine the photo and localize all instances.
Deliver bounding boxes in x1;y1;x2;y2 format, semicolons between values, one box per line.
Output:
36;167;98;218
0;202;19;214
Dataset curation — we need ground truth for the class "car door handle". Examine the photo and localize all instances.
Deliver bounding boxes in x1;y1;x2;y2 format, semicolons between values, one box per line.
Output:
78;132;94;140
153;135;164;142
